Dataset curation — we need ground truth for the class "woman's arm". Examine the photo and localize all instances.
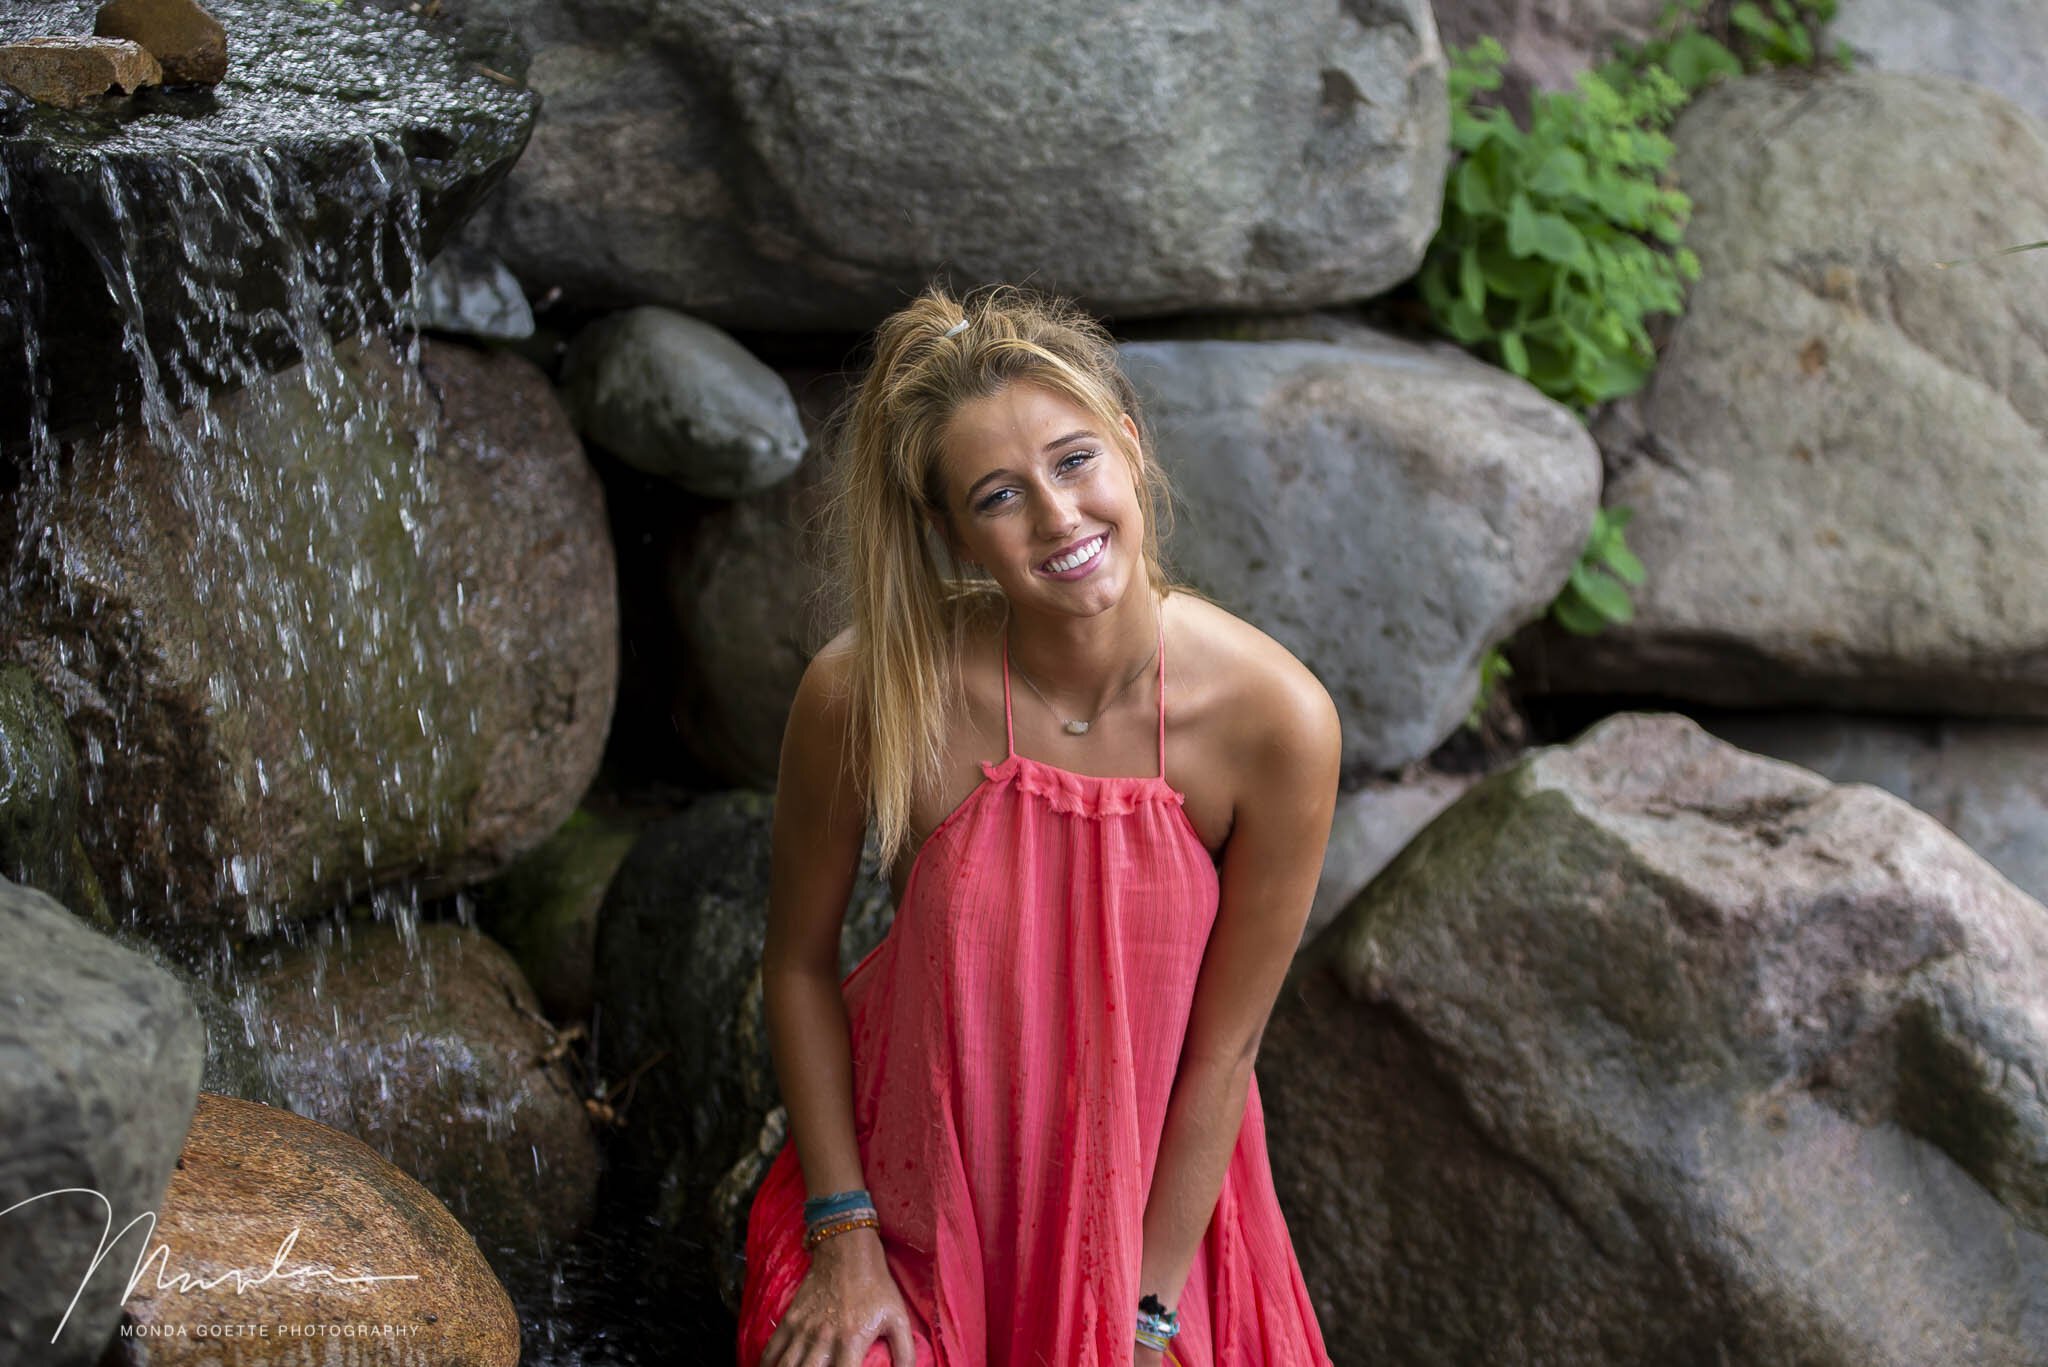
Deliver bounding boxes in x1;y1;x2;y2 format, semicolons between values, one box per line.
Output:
762;633;874;1205
757;634;919;1365
1137;657;1342;1322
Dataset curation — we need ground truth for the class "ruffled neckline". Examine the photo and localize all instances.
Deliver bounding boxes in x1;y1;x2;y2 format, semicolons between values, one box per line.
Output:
980;752;1188;820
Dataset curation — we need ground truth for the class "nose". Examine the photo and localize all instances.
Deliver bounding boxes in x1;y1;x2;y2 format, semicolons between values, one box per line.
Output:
1034;481;1080;542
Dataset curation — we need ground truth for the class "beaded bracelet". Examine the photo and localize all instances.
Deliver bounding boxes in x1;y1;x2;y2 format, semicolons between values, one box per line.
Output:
803;1212;880;1251
1136;1292;1181;1351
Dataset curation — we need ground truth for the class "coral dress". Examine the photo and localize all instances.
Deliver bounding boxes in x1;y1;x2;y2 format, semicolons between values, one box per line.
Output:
737;616;1332;1366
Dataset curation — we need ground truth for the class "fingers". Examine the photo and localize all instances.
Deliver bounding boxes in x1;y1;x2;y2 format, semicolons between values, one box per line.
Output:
884;1317;916;1365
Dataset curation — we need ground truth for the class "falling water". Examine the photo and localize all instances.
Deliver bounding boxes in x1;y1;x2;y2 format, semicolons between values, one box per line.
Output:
0;0;626;1350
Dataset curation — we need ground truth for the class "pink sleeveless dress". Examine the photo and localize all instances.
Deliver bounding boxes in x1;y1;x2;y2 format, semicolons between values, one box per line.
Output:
737;616;1332;1366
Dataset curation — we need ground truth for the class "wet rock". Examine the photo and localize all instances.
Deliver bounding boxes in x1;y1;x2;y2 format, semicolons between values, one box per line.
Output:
1832;0;2048;127
0;35;159;108
1262;712;2048;1365
0;660;103;919
1541;73;2048;716
0;0;537;450
3;338;617;931
1124;327;1602;774
432;0;1446;327
247;920;601;1291
592;793;897;1310
474;807;638;1022
117;1092;519;1367
416;242;534;342
94;0;226;86
0;875;202;1367
563;307;807;498
1701;710;2048;914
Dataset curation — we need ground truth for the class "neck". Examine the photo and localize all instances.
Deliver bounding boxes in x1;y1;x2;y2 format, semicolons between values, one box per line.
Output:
1006;581;1162;713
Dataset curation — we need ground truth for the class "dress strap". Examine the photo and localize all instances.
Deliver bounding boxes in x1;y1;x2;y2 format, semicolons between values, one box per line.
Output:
1155;601;1167;780
1000;622;1017;760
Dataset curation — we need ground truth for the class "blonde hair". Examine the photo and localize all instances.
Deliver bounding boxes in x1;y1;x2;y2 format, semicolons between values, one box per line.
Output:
815;282;1189;870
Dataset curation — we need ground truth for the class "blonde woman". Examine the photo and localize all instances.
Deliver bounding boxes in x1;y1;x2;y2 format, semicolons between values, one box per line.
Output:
737;284;1339;1366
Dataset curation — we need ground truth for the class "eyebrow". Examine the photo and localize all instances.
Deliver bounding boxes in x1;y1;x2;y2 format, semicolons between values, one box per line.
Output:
962;430;1100;503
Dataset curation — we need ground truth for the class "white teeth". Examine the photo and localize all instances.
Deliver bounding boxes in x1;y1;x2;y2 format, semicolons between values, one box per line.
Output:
1044;536;1104;573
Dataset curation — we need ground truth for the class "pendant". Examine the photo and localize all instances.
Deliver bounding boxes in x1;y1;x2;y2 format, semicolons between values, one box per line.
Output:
1063;720;1091;736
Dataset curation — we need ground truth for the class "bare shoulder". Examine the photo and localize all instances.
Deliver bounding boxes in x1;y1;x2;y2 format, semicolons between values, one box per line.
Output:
1169;590;1340;767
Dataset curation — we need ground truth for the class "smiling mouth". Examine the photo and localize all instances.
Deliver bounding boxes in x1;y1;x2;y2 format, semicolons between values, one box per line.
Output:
1039;532;1107;575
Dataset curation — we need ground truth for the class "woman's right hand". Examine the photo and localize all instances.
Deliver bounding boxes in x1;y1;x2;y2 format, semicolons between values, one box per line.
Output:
759;1230;918;1366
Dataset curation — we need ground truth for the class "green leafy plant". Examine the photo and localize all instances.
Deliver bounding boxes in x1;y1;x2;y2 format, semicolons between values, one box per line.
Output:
1419;39;1700;409
1551;506;1646;635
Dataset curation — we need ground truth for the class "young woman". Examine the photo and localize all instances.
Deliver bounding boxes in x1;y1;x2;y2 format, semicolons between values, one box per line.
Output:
736;284;1340;1366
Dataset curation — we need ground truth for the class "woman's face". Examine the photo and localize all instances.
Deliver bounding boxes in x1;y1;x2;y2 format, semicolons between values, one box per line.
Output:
933;380;1146;620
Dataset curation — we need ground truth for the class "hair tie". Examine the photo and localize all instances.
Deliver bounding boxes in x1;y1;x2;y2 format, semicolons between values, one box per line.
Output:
943;318;970;339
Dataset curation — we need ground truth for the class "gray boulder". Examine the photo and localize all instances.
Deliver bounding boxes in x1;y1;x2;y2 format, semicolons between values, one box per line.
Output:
1125;328;1602;775
1831;0;2048;128
1542;73;2048;715
0;875;203;1367
431;0;1447;327
564;307;806;497
1701;711;2048;918
4;338;618;932
1262;712;2048;1366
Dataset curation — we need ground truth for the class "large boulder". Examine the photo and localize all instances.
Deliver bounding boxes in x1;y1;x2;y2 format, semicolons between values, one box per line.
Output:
420;0;1446;328
116;1092;519;1366
1306;768;1476;940
1262;712;2048;1365
245;920;602;1288
0;0;536;448
592;792;896;1311
1125;328;1602;775
1700;711;2048;916
1533;73;2048;715
0;875;202;1367
1831;0;2048;128
3;338;617;932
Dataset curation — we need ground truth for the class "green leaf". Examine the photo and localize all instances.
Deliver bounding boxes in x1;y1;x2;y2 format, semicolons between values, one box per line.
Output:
1506;194;1590;265
1599;542;1647;585
1528;146;1592;199
1569;564;1636;622
1479;241;1553;300
1451;158;1497;216
1498;329;1530;376
1551;593;1609;635
1459;244;1488;313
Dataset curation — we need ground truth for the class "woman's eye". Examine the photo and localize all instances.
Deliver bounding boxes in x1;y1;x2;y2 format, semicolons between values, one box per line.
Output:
1059;450;1096;473
976;488;1012;513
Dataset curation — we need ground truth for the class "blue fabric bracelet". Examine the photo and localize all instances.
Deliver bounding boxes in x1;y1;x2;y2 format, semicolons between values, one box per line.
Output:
803;1189;874;1225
